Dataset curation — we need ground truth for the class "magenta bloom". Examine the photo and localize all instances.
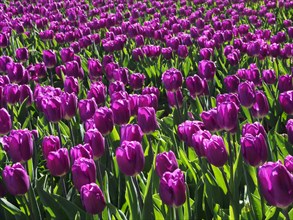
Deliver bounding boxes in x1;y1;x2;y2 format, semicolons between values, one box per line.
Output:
137;107;158;134
161;68;183;91
47;148;70;177
43;50;57;68
0;108;12;135
156;151;178;178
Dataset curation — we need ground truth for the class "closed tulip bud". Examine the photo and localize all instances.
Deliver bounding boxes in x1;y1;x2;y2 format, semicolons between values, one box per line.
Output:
156;151;178;178
159;169;186;207
78;98;98;122
167;89;183;108
47;148;70;177
269;43;280;57
200;108;221;132
88;59;102;81
251;91;269;118
135;35;144;47
129;73;145;90
162;68;183;92
278;75;293;93
16;48;29;62
42;135;61;159
142;87;160;99
108;81;125;97
72;158;96;191
137;107;158;134
217;101;238;132
116;141;145;176
177;45;188;59
204;135;228;167
258;161;293;208
111;99;131;125
80;183;106;214
93;107;114;135
238;81;256;108
3;129;33;163
279;90;293;115
192;130;212;157
284;155;293;173
60;47;74;63
186;75;205;98
19;85;33;106
4;84;19;105
84;129;105;160
241;133;268;166
200;48;213;60
242;122;267;138
0;108;12;135
64;76;79;94
0;33;9;48
198;60;216;81
87;82;106;106
120;124;143;143
70;144;93;162
132;48;144;61
42;96;64;123
262;69;276;85
161;47;173;60
43;50;57;69
113;68;129;85
178;120;205;146
2;163;30;196
0;56;13;73
224;75;240;93
286;119;293;144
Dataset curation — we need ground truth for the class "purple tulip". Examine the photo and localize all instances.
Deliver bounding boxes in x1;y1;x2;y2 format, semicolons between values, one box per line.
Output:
284;155;293;173
224;75;240;93
6;62;25;84
93;107;114;135
42;96;64;123
60;47;74;63
19;85;33;106
43;50;57;69
120;124;143;143
242;122;267;138
198;60;216;81
84;129;105;160
251;91;269;118
80;183;106;214
204;135;228;167
217;101;238;132
166;90;183;108
2;163;30;196
192;130;212;157
137;107;158;134
111;99;131;125
88;58;102;81
262;69;276;85
156;151;178;178
3;129;33;163
186;75;205;98
286;119;293;144
61;92;77;120
64;76;79;94
258;161;293;208
87;82;107;106
238;81;256;108
4;84;20;105
0;33;9;48
177;45;188;58
70;144;93;162
16;48;29;62
78;98;98;122
278;75;293;93
129;73;145;90
0;108;12;135
42;135;61;159
279;90;293;115
161;47;173;60
47;148;70;177
159;169;186;207
177;120;205;146
72;158;96;192
200;108;220;132
116;141;145;176
161;68;183;92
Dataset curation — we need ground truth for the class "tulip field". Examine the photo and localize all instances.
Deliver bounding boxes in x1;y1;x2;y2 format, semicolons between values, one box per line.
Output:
0;0;293;219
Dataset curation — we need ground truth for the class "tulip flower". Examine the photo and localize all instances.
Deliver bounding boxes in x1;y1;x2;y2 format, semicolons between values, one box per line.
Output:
262;69;276;85
137;107;158;134
177;120;205;147
161;68;183;91
0;108;12;135
80;183;106;214
251;91;269;118
258;161;293;208
116;141;145;176
43;50;57;68
120;124;143;143
47;148;70;177
64;76;79;94
60;47;74;63
42;136;61;159
16;48;29;62
284;155;293;173
286;119;293;144
200;108;220;132
2;163;30;196
159;169;186;207
41;96;64;123
279;90;293;115
70;144;93;162
129;73;145;90
156;151;178;178
238;81;256;108
78;98;98;122
84;129;105;160
93;107;114;135
217;101;238;132
198;60;216;81
192;130;212;157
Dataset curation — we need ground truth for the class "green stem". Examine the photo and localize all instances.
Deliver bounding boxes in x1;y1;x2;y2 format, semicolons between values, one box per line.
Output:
61;175;67;198
95;160;104;191
131;176;143;212
56;122;63;148
68;120;76;146
282;209;290;220
174;91;182;123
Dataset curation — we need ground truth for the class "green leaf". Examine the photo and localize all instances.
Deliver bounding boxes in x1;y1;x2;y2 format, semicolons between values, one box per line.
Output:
0;198;23;216
142;168;154;220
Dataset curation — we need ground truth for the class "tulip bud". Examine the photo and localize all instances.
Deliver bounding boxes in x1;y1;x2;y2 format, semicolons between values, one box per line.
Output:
278;75;293;93
80;183;106;214
2;163;30;196
241;133;268;167
43;50;57;69
129;73;145;90
198;60;216;81
242;122;267;137
192;130;212;157
186;75;205;98
0;33;9;48
3;129;33;163
238;81;256;108
284;155;293;173
161;68;183;92
177;45;188;59
166;90;183;108
161;47;173;60
70;144;93;162
178;120;204;146
200;108;221;132
42;136;61;159
64;76;79;94
217;101;238;132
159;169;186;207
42;96;64;123
87;82;106;106
72;158;96;191
88;58;102;81
78;98;98;122
258;161;293;208
93;107;114;135
116;141;145;176
60;47;74;63
19;85;33;106
286;119;293;144
137;107;158;134
204;135;228;167
262;69;276;85
279;90;293;115
84;129;105;160
251;91;269;118
61;92;78;120
4;84;20;105
111;99;131;125
224;75;240;93
155;151;178;178
16;48;29;62
120;124;143;143
47;148;70;177
0;108;12;135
